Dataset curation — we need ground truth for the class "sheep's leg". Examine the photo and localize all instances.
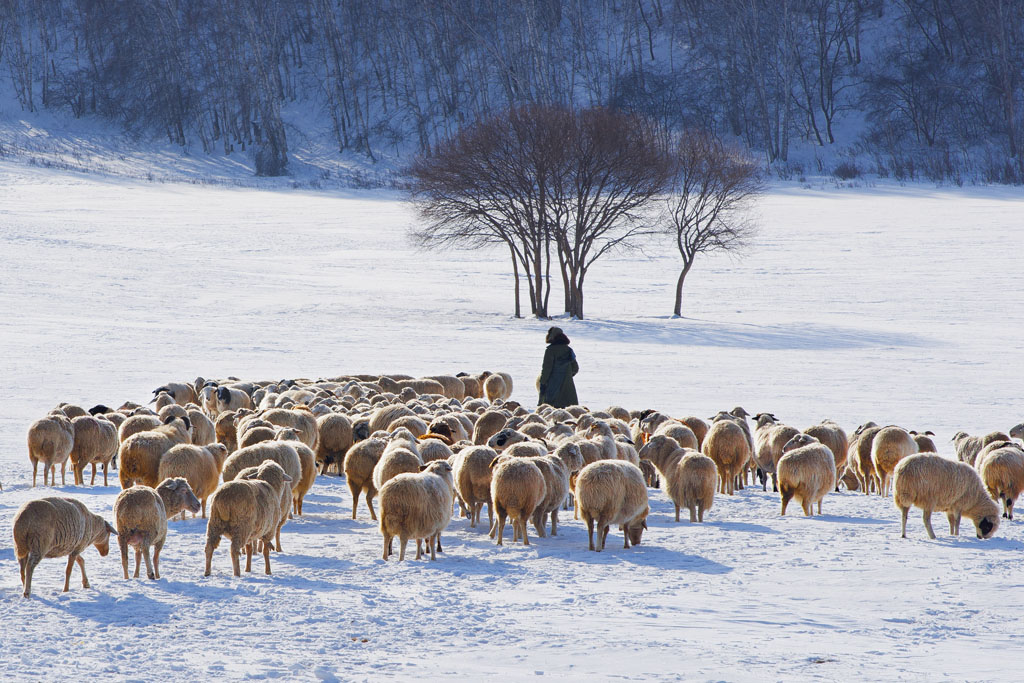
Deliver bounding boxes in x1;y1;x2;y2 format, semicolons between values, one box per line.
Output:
23;553;40;597
119;535;131;579
276;522;284;553
899;506;909;537
63;554;77;592
532;509;546;538
19;555;26;584
349;482;361;520
780;489;792;516
76;555;89;589
204;535;219;576
366;491;377;521
229;540;242;577
698;506;705;523
153;540;164;579
90;464;97;485
601;524;611;552
32;461;38;488
772;473;778;493
435;535;442;553
414;539;423;560
141;545;155;580
245;543;253;573
102;464;109;487
382;534;392;560
262;539;272;574
201;498;207;519
675;504;681;523
818;499;823;515
802;499;812;517
399;537;408;561
60;462;66;486
1009;497;1015;520
550;509;559;536
496;511;507;546
521;516;530;546
922;510;937;539
585;515;595;551
429;535;437;561
689;506;697;523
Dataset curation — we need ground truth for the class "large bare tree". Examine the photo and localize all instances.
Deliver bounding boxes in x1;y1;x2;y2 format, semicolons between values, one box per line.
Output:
409;105;672;319
661;130;763;318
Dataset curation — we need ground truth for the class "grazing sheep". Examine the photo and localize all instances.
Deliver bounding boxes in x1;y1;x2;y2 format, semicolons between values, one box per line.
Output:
893;453;1000;539
977;443;1024;519
114;478;200;580
13;497;116;597
204;460;293;576
27;412;75;487
343;437;388;520
871;426;918;496
379;461;456;561
69;415;119;486
778;434;837;516
118;416;193;489
262;407;319;451
316;413;353;475
952;431;1012;466
529;455;571;536
453;446;499;528
157;443;230;518
377;376;447;396
674;451;718;523
214;386;252;414
472;409;509;445
804;420;849;491
702;418;750;495
373;445;423;491
574;460;649;552
489;457;546;546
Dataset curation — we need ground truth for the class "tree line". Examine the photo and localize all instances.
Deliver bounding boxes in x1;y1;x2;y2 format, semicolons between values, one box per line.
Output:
0;0;1021;182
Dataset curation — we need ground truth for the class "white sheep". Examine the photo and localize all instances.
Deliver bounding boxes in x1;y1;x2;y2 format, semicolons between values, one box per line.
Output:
777;434;837;516
871;426;918;496
893;453;1000;539
114;478;201;580
27;411;75;487
489;457;546;546
574;460;649;551
379;461;456;561
977;443;1024;519
157;443;230;518
13;497;117;597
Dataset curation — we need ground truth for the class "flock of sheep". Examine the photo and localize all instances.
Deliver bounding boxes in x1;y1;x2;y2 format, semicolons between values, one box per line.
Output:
13;371;1024;598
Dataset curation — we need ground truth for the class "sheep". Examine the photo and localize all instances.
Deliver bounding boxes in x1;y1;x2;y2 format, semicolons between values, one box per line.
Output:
214;385;252;414
483;372;513;402
379;461;456;561
69;415;118;486
1011;423;1024;443
157;443;230;518
638;435;687;490
453;445;499;528
893;453;1000;540
187;409;216;446
425;375;466;400
377;376;447;396
702;418;750;495
238;425;279;449
221;441;302;491
574;460;649;552
431;415;471;442
529;455;571;537
114;478;200;580
214;410;242;453
952;431;1012;466
275;429;317;516
854;424;882;494
389;414;429;437
315;413;353;475
118;415;193;489
369;404;415;433
653;421;699;450
419;438;454;463
27;412;75;487
753;416;799;493
13;497;116;597
909;430;938;454
343;437;388;520
614;435;640;465
977;443;1024;519
56;403;88;419
204;460;293;576
488;427;531;452
871;426;918;496
674;451;718;523
152;382;198;406
638;459;660;488
777;434;837;516
262;407;319;451
679;416;710;449
489;457;546;546
503;441;549;459
118;413;162;444
373;445;423;491
473;409;510;445
804;420;849;491
458;373;482;399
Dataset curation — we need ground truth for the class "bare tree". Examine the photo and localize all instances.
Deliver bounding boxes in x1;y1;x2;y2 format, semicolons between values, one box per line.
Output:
661;130;763;318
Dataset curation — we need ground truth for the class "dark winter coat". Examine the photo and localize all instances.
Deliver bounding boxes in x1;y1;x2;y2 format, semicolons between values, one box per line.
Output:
538;333;579;408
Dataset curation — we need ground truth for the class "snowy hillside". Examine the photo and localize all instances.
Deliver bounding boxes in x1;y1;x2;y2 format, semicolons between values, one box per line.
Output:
1;162;1023;680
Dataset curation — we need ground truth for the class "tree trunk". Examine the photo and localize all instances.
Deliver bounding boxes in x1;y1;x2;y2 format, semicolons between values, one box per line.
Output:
673;260;694;317
509;244;521;318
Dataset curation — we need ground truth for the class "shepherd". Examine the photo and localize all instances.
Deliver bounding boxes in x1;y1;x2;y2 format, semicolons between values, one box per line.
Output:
538;327;579;408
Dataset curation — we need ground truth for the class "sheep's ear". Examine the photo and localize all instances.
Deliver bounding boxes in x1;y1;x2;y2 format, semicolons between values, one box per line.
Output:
419;464;429;472
162;415;176;425
182;415;192;430
489;457;501;469
105;521;118;536
926;431;935;435
282;474;293;482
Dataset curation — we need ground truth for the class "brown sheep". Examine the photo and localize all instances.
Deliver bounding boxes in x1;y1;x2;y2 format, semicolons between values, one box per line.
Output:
894;454;1000;539
871;426;918;496
157;443;230;518
316;413;353;475
489;457;545;546
778;434;837;516
343;437;388;520
977;443;1024;519
452;446;498;528
70;415;119;486
574;460;649;552
702;418;750;495
114;478;200;580
27;412;75;487
118;416;193;489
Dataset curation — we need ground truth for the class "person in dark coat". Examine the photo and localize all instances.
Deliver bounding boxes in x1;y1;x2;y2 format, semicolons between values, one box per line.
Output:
538;327;579;408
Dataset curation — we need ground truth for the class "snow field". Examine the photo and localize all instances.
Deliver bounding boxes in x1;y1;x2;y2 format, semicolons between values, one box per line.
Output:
1;162;1023;680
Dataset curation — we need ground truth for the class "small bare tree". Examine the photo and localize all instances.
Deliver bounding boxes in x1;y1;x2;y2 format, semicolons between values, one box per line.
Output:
662;130;763;317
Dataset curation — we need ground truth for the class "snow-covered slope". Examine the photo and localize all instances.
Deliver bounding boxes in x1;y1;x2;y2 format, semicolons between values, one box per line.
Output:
0;162;1022;680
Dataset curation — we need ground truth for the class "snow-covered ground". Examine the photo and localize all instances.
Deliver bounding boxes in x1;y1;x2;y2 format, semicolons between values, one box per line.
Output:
1;161;1023;680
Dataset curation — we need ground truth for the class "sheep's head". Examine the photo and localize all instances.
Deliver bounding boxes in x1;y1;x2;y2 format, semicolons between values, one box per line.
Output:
488;428;524;451
95;521;116;557
158;477;202;516
975;513;999;539
638;434;674;462
951;431;969;442
729;406;750;419
754;413;778;429
625;508;649;546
